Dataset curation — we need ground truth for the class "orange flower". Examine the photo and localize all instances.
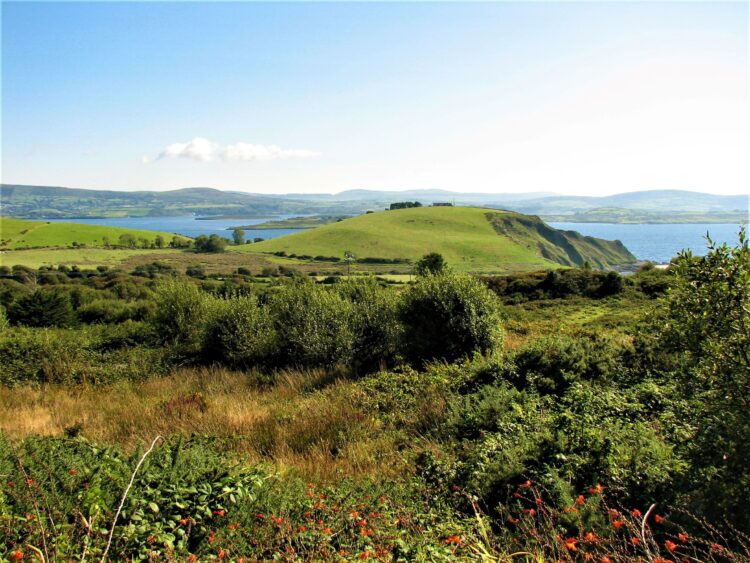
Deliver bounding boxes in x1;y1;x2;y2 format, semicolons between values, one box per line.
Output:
631;537;641;546
563;506;579;513
589;483;605;494
444;535;462;545
213;509;226;517
575;495;585;506
601;558;613;563
535;497;544;505
228;522;240;530
520;480;532;488
584;531;597;542
298;525;307;532
654;514;664;524
632;509;642;518
255;513;265;519
523;508;537;516
361;528;374;537
678;532;689;543
8;551;24;561
217;549;227;559
564;538;579;552
612;520;624;530
68;469;77;476
322;527;332;534
609;508;620;517
187;555;198;562
25;479;35;487
207;535;216;543
507;517;520;524
179;518;190;526
665;540;678;552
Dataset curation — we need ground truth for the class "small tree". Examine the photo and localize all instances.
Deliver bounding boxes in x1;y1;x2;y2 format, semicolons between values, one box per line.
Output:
415;252;446;276
154;235;165;249
232;228;246;245
118;233;137;248
194;234;228;253
399;272;503;366
7;289;76;328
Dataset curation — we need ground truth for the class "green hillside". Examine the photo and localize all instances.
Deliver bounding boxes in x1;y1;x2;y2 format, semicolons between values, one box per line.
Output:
0;217;188;250
247;207;635;272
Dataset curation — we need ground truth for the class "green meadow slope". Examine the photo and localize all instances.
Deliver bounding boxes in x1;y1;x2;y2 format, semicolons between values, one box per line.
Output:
0;217;188;250
248;207;635;272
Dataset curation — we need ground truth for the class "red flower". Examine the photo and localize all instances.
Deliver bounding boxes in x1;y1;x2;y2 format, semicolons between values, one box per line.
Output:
298;525;307;532
612;520;624;530
631;537;641;546
520;480;532;489
678;532;689;543
584;531;598;542
575;495;585;506
68;469;77;476
213;509;225;517
589;483;605;494
444;535;462;545
217;549;227;559
8;551;24;561
601;558;613;563
228;522;240;530
564;538;579;552
665;540;678;552
654;514;664;524
523;508;536;516
207;535;216;543
632;509;642;518
255;513;265;519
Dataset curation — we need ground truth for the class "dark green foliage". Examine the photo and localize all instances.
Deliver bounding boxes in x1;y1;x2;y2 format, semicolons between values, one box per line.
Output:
389;201;422;210
194;234;228;253
269;280;355;368
150;280;219;354
203;296;276;368
335;278;400;374
7;289;76;328
510;333;624;395
415;252;446;276
483;268;626;303
398;272;503;366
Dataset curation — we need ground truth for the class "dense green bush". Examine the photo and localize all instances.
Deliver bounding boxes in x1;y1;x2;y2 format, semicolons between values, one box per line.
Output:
270;280;355;368
7;288;77;328
335;278;400;374
203;296;276;368
399;272;503;366
510;333;624;395
151;279;219;354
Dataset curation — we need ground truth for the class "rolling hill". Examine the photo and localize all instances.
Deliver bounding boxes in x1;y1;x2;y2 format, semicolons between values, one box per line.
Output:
0;217;189;250
247;207;635;272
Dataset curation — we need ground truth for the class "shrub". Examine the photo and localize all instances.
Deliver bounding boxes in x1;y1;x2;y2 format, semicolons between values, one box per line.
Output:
398;272;503;366
510;333;624;395
335;278;400;374
7;288;77;328
203;296;276;368
269;280;355;368
150;280;218;354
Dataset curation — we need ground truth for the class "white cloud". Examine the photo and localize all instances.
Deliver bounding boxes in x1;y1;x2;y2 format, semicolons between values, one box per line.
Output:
153;137;319;163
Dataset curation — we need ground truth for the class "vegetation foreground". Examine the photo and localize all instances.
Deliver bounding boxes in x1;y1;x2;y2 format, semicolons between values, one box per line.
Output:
0;231;748;561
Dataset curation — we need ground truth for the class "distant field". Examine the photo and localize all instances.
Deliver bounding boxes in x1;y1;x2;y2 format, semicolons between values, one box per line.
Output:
0;247;163;269
0;217;188;250
244;206;634;273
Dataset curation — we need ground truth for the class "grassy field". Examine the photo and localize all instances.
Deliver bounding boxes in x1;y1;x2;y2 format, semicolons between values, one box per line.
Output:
0;217;187;250
245;206;634;273
0;247;167;268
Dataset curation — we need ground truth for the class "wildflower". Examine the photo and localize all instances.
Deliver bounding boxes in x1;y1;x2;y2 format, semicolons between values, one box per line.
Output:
665;540;678;552
609;508;620;517
298;525;307;532
513;492;523;498
523;508;537;516
179;518;190;526
307;482;314;488
535;497;544;505
338;550;349;556
361;528;374;537
217;549;227;559
213;509;226;517
452;485;461;491
612;520;624;530
632;509;642;518
8;551;24;561
207;534;216;543
358;519;368;527
601;558;613;563
710;543;724;551
255;513;265;519
272;516;284;525
187;555;198;562
678;532;689;543
575;495;585;506
444;535;462;545
631;537;641;546
359;550;372;559
68;469;77;476
654;514;664;524
25;479;35;487
584;531;597;542
322;527;332;534
228;522;240;530
507;517;520;524
378;496;386;503
520;480;532;488
564;538;579;552
589;483;605;494
563;506;579;513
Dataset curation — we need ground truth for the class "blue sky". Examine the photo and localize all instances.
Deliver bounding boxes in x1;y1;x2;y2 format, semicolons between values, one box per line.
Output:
2;1;748;195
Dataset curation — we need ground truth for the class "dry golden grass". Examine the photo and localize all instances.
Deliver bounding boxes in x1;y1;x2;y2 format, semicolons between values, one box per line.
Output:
0;367;409;481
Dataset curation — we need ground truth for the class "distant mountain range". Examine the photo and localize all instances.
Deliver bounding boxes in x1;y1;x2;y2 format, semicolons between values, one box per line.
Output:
1;184;747;224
